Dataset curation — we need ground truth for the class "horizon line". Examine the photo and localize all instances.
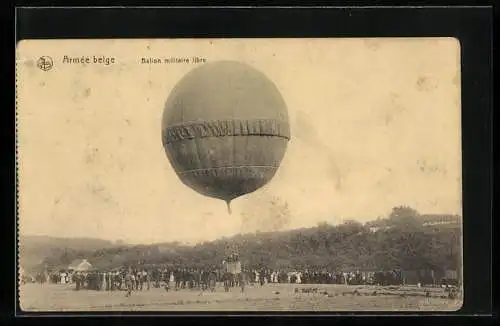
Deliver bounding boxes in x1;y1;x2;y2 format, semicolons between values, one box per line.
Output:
19;212;462;245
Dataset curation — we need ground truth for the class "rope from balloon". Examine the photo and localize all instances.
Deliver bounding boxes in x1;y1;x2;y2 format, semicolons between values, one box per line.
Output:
225;200;232;214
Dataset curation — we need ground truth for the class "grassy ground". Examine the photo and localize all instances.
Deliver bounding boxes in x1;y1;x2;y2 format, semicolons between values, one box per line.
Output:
19;282;462;312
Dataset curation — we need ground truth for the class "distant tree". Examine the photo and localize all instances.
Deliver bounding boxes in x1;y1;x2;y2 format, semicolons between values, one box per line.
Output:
389;205;419;219
388;205;422;229
35;211;461;274
59;249;75;266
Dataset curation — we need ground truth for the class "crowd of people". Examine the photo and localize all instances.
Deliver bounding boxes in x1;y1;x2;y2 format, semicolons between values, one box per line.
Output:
34;265;458;293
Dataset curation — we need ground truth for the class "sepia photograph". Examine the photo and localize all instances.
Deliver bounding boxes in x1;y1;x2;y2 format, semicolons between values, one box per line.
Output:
16;38;463;312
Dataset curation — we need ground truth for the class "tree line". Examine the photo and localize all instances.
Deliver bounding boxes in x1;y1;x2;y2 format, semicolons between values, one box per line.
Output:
39;206;461;274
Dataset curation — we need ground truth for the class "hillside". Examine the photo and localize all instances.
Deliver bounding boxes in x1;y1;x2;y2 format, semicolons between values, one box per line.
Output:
18;235;122;273
24;206;462;275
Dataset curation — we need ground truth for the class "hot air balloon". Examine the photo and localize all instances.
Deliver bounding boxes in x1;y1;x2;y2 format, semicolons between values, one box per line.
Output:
161;61;290;213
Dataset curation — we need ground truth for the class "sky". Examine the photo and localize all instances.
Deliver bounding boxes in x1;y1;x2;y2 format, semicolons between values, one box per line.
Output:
16;38;462;244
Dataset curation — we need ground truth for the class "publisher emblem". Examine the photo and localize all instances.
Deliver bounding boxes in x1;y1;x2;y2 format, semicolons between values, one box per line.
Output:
37;56;53;71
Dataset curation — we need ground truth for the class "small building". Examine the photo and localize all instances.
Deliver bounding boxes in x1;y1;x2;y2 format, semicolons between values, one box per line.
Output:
420;214;462;227
368;226;394;233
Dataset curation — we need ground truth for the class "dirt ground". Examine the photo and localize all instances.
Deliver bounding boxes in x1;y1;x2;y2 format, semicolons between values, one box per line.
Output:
19;282;462;312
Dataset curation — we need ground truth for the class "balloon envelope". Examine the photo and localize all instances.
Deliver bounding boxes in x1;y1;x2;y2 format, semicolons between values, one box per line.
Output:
162;61;290;206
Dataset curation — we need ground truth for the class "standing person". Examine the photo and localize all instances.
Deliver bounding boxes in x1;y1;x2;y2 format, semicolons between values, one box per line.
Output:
118;271;123;290
164;274;170;292
169;269;175;284
100;272;105;291
196;269;202;290
211;268;218;292
174;268;180;290
139;270;144;291
108;271;113;291
188;268;193;289
239;270;246;293
75;272;81;291
109;272;113;291
134;270;140;291
116;271;120;291
130;269;135;290
125;271;134;297
156;268;160;288
259;268;266;286
118;270;123;290
111;271;116;291
181;268;187;289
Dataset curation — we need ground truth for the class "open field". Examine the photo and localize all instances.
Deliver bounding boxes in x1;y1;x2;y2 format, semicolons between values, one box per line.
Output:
19;283;462;312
